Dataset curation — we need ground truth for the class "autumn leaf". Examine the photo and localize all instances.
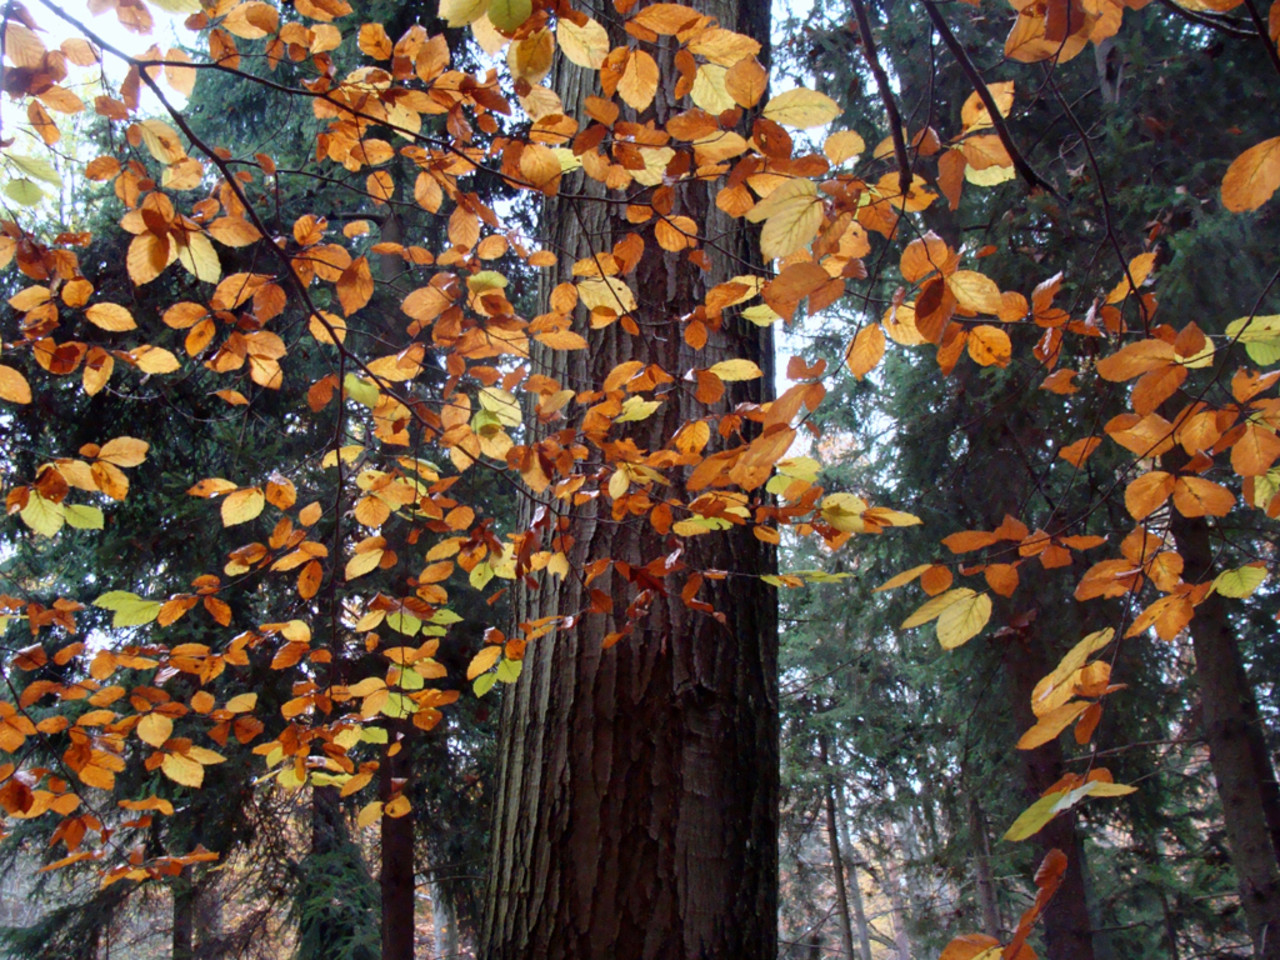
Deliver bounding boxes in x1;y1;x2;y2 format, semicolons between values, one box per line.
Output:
1222;136;1280;212
844;323;885;380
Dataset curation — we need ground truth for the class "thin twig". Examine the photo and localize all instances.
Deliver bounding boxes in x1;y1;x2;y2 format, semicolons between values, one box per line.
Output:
921;0;1060;197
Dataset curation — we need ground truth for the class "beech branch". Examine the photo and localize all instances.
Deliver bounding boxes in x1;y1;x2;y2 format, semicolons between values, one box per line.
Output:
850;0;912;197
921;0;1060;197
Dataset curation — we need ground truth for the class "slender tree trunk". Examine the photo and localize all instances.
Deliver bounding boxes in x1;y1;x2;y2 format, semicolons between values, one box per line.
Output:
880;824;914;960
834;788;874;960
1172;513;1280;960
431;879;460;959
821;738;857;960
967;790;1003;940
381;719;416;960
173;876;195;960
1004;629;1098;960
481;0;777;956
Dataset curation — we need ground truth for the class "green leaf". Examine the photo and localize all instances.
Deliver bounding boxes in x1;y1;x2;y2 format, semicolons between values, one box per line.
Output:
6;153;62;186
1213;564;1268;598
359;726;389;744
4;179;44;207
469;562;494;590
343;373;380;407
386;611;423;635
487;0;531;30
1003;790;1066;842
615;397;661;422
19;492;65;537
496;657;523;683
93;590;162;627
64;504;105;530
430;609;463;625
473;672;498;697
379;693;414;719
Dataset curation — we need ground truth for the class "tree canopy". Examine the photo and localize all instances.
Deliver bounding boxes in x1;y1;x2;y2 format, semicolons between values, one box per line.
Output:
1;0;1279;955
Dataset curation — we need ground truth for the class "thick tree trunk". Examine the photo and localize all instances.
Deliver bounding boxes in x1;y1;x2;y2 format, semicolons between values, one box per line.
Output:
1172;513;1280;960
1004;630;1098;960
480;1;778;957
381;720;416;960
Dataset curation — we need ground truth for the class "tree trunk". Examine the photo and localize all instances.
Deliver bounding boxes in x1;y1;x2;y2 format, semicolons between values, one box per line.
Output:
967;789;1003;940
1172;513;1280;960
480;0;778;956
431;879;460;960
822;738;857;960
173;876;195;960
834;787;874;960
1004;630;1098;960
382;719;417;960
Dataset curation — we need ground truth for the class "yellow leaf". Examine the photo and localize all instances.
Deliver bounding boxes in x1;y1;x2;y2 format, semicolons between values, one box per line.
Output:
221;488;265;527
935;591;991;649
960;81;1015;132
357;800;383;828
1222;136;1280;213
744;179;822;260
947;270;1003;314
1016;700;1091;749
707;358;763;381
161;752;204;788
225;692;258;713
385;794;411;817
137;119;187;164
176;232;221;284
874;564;932;592
762;88;841;128
85;303;137;331
467;645;502;680
131;345;181;374
902;587;974;629
824;129;865;165
557;17;607;68
440;0;489;25
137;712;173;748
98;437;149;467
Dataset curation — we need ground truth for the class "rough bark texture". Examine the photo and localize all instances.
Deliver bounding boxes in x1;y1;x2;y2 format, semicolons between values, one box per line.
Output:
481;1;778;957
1172;513;1280;960
1004;631;1098;960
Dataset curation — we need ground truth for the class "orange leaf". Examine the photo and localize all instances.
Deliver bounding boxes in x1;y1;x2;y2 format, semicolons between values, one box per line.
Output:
1172;476;1234;517
1123;471;1174;520
844;323;885;380
1222;136;1280;212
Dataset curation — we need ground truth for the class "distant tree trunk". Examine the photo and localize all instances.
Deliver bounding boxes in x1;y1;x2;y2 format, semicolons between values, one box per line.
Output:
480;0;778;956
431;879;459;959
967;790;1003;939
879;825;914;960
382;719;416;960
1172;513;1280;960
1004;629;1098;960
832;795;874;960
821;737;857;960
